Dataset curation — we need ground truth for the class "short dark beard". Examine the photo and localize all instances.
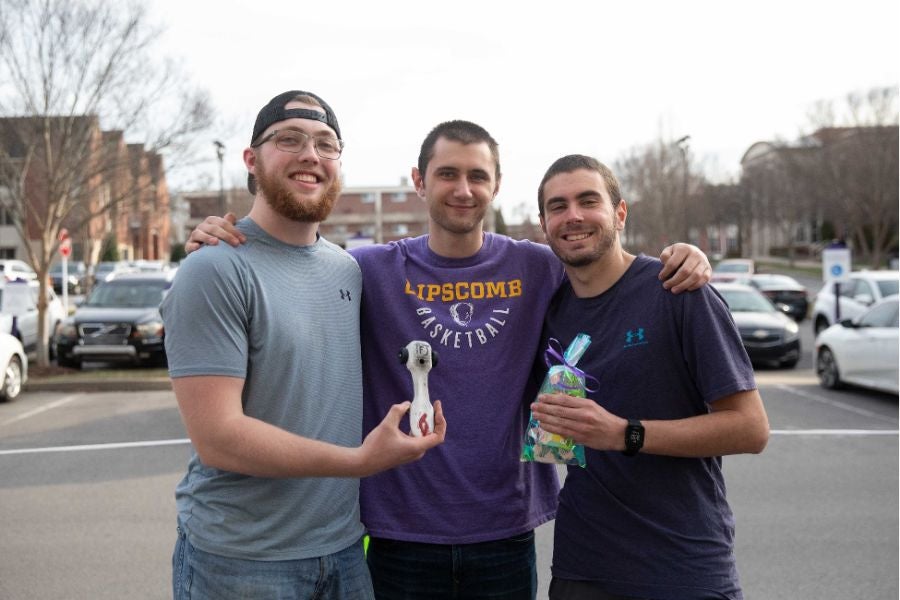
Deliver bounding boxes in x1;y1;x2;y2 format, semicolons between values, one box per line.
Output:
549;225;617;268
255;155;342;222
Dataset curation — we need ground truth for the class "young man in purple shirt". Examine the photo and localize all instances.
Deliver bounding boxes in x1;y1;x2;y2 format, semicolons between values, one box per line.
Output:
530;155;769;600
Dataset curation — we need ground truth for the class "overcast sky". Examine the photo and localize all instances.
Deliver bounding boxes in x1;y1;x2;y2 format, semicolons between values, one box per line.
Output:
148;0;899;223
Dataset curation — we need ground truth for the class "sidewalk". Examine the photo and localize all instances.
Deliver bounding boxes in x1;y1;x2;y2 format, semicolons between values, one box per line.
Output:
23;365;172;393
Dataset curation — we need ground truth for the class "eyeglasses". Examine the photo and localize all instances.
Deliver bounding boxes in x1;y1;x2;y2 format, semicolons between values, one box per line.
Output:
252;129;344;160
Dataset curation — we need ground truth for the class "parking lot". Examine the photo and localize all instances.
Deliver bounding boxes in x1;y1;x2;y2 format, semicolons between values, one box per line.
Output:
0;367;897;599
0;268;897;599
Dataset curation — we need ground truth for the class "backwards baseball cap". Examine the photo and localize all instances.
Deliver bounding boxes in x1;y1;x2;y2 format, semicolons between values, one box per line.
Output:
247;90;342;194
251;90;342;144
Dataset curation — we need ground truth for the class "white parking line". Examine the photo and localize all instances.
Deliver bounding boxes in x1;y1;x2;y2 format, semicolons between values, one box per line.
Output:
0;394;83;427
0;438;191;456
771;429;898;436
773;383;898;423
1;430;897;457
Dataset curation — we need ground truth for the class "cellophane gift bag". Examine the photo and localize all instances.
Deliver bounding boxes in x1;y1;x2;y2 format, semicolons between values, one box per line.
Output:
520;333;597;467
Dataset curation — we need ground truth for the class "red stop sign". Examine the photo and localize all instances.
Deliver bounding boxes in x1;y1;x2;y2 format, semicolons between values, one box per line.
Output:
59;239;72;257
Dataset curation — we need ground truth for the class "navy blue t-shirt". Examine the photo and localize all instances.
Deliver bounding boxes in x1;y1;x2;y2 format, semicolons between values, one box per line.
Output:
543;255;756;600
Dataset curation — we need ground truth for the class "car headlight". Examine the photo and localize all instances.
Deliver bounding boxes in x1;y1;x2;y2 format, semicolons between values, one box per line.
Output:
133;321;164;341
783;319;800;341
55;322;77;340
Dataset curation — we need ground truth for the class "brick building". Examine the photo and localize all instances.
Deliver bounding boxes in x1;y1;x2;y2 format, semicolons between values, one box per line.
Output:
0;116;170;264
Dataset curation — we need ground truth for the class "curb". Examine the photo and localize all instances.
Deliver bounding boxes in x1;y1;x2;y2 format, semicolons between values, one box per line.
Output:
24;378;172;393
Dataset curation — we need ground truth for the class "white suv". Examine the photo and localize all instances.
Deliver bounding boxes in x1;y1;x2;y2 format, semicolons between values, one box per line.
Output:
0;259;37;282
812;270;900;334
0;280;67;358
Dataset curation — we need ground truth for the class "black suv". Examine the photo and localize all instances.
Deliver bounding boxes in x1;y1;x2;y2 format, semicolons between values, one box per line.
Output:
54;271;176;369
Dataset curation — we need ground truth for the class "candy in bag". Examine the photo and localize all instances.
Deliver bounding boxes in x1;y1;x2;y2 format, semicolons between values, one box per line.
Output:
520;333;597;467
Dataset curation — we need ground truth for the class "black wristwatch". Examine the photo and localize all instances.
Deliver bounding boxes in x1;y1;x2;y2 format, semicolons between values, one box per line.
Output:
623;419;644;456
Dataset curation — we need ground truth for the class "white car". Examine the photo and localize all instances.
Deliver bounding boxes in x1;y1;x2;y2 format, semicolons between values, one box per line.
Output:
712;259;755;283
811;270;900;334
0;281;67;358
0;331;27;401
815;295;898;394
91;261;136;285
0;259;37;282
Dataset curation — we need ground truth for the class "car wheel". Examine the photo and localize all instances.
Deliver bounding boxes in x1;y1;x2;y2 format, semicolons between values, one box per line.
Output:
816;347;843;389
48;322;61;360
813;316;830;335
0;355;24;402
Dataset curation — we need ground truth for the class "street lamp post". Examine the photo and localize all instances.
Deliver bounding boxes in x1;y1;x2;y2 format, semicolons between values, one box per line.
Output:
214;140;226;215
676;135;691;243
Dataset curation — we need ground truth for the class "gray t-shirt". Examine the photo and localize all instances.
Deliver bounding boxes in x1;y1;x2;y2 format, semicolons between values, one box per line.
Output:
161;218;364;560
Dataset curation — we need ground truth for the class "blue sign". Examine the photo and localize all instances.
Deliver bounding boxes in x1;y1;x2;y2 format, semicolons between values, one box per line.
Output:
822;248;851;283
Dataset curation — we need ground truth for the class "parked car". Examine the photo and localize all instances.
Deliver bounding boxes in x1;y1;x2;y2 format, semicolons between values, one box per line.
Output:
90;261;136;286
712;258;755;283
0;259;37;282
811;270;900;334
815;295;898;394
746;273;810;321
128;260;174;273
54;270;176;369
0;280;67;358
713;282;801;368
0;332;27;401
49;260;87;294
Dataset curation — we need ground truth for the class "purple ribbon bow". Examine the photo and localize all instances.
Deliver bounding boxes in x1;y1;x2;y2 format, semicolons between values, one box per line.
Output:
543;338;600;392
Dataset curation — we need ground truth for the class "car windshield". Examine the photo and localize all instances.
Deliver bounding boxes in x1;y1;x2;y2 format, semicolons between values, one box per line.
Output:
718;289;776;313
877;279;899;297
85;281;167;308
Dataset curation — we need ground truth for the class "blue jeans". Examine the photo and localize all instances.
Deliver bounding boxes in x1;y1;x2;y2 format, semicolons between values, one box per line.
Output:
366;531;537;600
173;528;374;599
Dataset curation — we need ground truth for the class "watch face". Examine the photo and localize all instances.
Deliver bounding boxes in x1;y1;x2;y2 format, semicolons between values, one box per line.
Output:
624;420;644;456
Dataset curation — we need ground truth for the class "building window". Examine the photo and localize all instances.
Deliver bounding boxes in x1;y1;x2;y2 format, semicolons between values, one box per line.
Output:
391;192;407;203
0;206;13;225
0;248;15;259
393;223;409;235
362;193;377;204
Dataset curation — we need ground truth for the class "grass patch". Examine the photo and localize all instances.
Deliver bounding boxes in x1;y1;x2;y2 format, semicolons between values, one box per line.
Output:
29;365;168;381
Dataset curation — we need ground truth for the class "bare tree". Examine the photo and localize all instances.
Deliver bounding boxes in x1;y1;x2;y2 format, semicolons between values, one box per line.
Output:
615;136;702;253
804;87;898;267
0;0;213;366
696;182;746;258
740;143;818;267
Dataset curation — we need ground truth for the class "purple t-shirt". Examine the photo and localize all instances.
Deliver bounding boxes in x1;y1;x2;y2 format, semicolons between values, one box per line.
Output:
351;233;565;544
543;255;756;599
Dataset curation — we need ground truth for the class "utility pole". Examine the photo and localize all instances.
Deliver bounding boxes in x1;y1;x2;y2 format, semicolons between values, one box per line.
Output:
676;135;691;243
214;140;226;215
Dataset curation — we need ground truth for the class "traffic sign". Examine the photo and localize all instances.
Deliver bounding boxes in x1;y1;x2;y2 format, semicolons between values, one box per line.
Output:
59;238;72;258
822;248;851;283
